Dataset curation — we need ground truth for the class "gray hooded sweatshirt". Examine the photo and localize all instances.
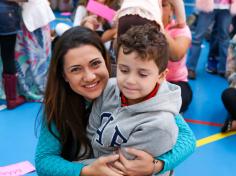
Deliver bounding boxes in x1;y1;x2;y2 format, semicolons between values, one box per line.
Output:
86;78;181;174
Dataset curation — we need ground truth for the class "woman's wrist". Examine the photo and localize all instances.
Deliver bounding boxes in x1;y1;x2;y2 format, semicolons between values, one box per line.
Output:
152;159;164;175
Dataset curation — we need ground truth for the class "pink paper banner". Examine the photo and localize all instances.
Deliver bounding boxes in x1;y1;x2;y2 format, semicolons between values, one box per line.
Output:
0;161;35;176
86;0;116;22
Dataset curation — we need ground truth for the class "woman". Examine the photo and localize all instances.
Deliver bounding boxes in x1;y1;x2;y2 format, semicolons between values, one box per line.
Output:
35;26;196;176
162;0;192;112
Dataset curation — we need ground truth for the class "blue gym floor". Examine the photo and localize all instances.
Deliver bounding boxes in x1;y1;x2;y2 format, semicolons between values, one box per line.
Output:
1;2;236;176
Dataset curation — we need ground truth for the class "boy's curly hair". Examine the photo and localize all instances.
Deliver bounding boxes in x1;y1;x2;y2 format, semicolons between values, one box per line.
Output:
117;23;169;73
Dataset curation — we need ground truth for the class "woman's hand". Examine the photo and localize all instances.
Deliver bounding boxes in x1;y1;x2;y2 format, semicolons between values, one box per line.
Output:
81;154;124;176
112;148;164;176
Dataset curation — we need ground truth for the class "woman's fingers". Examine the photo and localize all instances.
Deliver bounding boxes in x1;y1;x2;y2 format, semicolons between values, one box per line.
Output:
108;163;125;175
118;149;129;165
118;148;155;176
122;148;144;158
101;154;119;163
111;161;127;172
101;155;125;176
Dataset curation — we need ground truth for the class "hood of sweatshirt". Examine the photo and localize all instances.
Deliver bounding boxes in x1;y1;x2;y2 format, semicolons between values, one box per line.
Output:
110;78;182;115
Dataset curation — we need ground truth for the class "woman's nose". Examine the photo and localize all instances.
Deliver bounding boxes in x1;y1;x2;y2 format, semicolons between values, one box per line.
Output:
83;70;96;82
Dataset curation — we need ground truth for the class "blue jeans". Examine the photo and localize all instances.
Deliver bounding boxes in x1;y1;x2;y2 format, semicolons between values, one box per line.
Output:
187;9;232;73
0;2;21;35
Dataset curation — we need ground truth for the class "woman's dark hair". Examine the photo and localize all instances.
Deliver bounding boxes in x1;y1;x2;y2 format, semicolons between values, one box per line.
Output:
44;26;110;161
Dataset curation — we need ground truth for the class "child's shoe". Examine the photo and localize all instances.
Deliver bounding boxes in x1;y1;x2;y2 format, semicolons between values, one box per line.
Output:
206;57;218;74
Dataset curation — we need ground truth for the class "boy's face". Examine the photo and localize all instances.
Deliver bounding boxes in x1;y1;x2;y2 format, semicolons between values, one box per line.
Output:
117;47;168;105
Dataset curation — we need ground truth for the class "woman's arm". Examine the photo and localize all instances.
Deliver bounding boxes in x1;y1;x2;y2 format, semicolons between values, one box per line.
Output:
35;121;123;176
157;114;196;174
35;122;84;176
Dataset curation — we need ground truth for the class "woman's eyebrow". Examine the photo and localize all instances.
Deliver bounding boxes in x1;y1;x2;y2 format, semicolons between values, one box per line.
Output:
66;64;82;70
89;57;101;63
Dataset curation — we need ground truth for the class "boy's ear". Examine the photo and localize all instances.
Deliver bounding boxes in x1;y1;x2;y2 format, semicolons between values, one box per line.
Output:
157;68;169;84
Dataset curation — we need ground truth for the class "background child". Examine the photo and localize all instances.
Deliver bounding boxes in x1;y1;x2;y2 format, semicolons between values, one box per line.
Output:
0;1;25;109
162;0;192;112
14;0;55;101
87;24;181;176
221;34;236;132
116;0;186;36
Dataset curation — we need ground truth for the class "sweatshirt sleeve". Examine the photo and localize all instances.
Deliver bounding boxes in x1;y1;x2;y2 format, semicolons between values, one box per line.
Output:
157;114;196;174
35;121;85;176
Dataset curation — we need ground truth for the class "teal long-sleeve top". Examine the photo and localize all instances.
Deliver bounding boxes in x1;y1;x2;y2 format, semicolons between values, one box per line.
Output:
35;114;196;176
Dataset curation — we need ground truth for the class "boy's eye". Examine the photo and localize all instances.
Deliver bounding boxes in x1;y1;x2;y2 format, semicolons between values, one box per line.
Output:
119;68;129;73
139;74;148;77
139;72;148;77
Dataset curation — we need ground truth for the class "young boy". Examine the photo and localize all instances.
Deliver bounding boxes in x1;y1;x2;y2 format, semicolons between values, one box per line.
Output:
87;24;181;175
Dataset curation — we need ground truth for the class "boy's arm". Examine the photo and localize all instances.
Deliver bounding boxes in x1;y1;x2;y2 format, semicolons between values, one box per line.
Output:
156;114;196;174
35;121;85;176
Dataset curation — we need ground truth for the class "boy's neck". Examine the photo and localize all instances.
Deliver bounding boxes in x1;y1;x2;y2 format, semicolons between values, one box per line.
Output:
121;84;160;106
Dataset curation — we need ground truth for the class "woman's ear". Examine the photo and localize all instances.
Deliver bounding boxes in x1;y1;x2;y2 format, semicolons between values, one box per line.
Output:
63;72;69;82
157;69;169;84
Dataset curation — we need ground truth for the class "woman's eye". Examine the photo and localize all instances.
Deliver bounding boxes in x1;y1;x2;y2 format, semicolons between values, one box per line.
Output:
91;60;102;67
70;67;81;73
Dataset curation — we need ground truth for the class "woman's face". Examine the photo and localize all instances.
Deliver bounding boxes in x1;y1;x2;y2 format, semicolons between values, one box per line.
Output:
63;45;109;100
162;0;173;26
